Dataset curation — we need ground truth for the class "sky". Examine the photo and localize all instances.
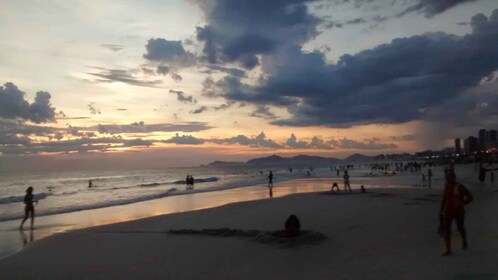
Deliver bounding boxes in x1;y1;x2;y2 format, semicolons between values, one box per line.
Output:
1;0;498;169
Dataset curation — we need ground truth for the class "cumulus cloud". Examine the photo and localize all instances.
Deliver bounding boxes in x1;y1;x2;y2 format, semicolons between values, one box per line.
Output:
163;133;205;145
169;90;196;104
194;0;321;69
143;38;195;81
207;9;498;128
0;82;56;123
209;131;283;148
286;133;308;149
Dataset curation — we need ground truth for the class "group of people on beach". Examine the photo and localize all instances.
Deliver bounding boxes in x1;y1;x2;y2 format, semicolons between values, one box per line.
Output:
17;162;481;257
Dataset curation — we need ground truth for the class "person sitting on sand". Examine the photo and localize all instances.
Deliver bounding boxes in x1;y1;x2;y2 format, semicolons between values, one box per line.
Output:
440;169;473;256
343;170;351;192
360;185;366;193
20;187;37;230
331;182;340;192
285;214;301;237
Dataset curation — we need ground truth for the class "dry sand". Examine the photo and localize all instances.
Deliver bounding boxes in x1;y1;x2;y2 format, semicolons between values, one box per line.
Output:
1;164;498;279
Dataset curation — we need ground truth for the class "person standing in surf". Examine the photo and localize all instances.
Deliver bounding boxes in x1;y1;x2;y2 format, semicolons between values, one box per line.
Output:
268;171;274;197
20;186;37;230
343;170;351;192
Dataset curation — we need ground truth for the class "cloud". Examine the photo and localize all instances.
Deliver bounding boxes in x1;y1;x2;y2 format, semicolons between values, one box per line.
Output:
169;90;196;104
213;101;235;111
202;65;246;77
390;134;416;141
0;137;153;155
88;102;101;115
156;65;170;75
87;68;162;88
286;133;308;148
328;138;397;150
208;9;498;128
194;0;321;69
397;0;478;18
250;105;276;119
94;122;213;134
162;133;205;145
209;131;283;148
0;82;56;123
100;44;124;52
190;106;208;114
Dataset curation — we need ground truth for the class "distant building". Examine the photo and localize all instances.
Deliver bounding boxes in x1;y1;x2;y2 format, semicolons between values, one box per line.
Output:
485;129;497;149
464;136;478;154
479;129;486;151
454;138;461;155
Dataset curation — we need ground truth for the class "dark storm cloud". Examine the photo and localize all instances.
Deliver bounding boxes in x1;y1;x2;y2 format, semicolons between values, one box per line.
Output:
209;131;283;148
397;0;478;18
194;0;321;69
0;82;56;123
162;133;205;145
88;68;162;88
169;90;196;104
209;10;498;128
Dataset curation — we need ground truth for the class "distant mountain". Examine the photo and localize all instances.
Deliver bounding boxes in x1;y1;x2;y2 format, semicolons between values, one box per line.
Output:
343;153;372;162
204;160;246;167
246;154;340;166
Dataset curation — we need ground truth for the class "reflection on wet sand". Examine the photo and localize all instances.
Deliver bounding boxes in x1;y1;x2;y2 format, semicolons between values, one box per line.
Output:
1;178;343;258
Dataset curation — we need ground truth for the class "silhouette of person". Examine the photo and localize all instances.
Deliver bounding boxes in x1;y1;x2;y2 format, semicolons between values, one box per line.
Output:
360;185;366;193
88;180;93;188
427;168;433;187
479;163;486;184
190;175;195;190
440;169;473;256
284;214;301;237
331;182;340;192
343;170;351;192
20;187;37;230
268;171;273;197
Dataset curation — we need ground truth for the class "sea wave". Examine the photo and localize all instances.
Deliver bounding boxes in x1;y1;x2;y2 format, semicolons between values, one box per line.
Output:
0;193;48;205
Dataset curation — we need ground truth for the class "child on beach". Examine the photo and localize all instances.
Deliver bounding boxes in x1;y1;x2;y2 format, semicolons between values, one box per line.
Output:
20;187;37;230
331;182;340;192
439;169;473;256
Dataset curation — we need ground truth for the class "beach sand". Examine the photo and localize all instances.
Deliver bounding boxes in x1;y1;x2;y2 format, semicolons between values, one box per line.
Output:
1;165;498;279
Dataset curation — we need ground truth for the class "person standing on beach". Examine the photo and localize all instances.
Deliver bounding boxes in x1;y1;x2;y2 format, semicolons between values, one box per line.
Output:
88;180;93;188
268;171;273;197
343;170;351;192
439;169;473;256
20;187;37;230
427;168;433;187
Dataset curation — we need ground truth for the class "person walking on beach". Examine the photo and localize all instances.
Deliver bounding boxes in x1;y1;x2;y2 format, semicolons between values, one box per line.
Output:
88;180;93;188
20;187;37;230
268;171;273;197
190;175;195;190
427;168;433;187
439;169;473;256
343;170;351;192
